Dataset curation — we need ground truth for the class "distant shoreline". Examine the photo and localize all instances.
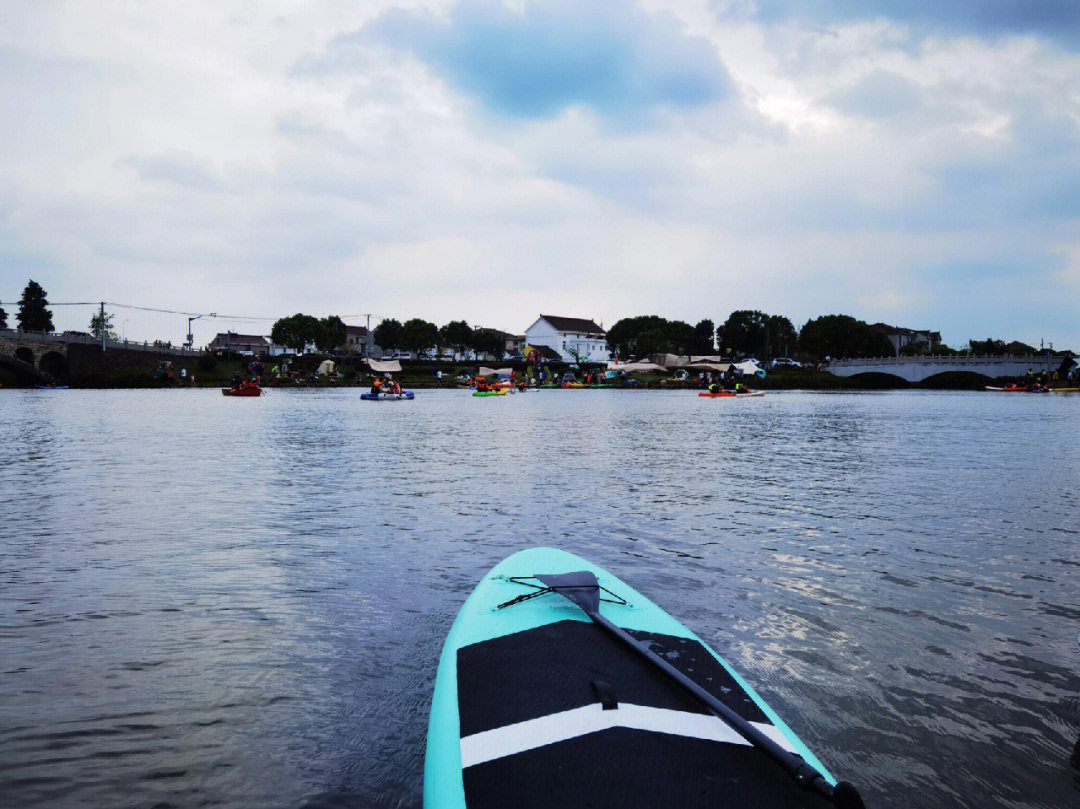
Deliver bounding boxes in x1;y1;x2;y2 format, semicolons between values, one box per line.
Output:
1;352;1059;391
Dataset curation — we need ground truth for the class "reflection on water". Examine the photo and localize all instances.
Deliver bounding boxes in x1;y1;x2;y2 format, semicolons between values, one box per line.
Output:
1;388;1079;808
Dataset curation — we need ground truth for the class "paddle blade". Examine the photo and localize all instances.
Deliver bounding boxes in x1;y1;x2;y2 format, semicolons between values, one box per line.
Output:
536;571;601;615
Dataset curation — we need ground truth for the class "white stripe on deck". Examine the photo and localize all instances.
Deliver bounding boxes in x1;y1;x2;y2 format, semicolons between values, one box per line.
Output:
460;703;797;768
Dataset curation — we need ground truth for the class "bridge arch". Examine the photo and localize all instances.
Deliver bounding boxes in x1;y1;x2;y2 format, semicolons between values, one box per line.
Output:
14;346;34;365
39;351;67;378
0;353;51;385
843;371;910;387
921;370;992;389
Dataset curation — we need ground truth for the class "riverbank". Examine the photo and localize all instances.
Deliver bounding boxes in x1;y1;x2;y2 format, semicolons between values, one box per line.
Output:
0;353;1041;391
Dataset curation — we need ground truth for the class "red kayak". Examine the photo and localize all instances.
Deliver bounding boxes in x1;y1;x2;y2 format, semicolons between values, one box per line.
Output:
222;385;262;397
984;385;1048;393
698;391;764;398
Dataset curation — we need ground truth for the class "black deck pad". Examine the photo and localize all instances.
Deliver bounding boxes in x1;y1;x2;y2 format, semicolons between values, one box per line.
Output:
457;619;769;738
462;729;835;809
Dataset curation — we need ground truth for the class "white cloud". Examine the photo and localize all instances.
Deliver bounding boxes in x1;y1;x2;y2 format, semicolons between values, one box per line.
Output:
1;1;1078;350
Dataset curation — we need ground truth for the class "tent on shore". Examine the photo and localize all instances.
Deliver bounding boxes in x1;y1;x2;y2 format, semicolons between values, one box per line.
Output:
366;358;402;373
609;361;667;373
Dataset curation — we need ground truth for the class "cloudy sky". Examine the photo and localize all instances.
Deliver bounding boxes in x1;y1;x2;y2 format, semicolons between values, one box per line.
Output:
1;1;1078;348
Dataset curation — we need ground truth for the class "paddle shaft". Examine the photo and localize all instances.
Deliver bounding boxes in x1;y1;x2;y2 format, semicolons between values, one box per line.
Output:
587;609;840;803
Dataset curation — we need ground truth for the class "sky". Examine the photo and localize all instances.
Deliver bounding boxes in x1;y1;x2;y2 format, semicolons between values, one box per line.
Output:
1;0;1078;349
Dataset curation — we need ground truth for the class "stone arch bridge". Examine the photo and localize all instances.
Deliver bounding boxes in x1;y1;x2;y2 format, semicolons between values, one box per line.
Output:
825;354;1071;383
0;329;201;384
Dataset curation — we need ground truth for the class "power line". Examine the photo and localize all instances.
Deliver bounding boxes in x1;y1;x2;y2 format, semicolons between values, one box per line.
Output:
0;300;378;325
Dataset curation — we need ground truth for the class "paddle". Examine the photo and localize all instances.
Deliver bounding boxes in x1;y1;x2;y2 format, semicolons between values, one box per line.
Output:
535;571;866;809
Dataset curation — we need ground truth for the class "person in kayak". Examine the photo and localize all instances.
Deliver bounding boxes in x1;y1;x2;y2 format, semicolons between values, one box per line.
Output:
707;378;720;394
370;377;383;395
391;380;402;395
724;366;738;390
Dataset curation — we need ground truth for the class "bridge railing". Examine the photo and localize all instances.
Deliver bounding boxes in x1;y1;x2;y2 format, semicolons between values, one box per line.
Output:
826;353;1069;367
0;328;203;356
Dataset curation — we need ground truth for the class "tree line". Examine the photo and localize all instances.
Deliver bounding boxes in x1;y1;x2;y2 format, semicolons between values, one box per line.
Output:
605;311;898;362
269;314;509;359
372;319;506;358
606;312;1059;362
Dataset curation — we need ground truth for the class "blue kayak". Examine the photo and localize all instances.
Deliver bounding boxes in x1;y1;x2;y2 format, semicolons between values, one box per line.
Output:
425;548;862;809
360;391;414;400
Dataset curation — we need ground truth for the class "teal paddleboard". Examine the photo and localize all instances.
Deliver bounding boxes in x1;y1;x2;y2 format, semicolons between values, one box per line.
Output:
424;547;853;809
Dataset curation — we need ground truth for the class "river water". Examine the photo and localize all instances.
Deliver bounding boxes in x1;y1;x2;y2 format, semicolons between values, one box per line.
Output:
1;388;1078;809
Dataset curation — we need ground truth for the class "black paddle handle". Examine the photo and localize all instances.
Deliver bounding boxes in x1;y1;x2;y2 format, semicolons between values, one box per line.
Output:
590;610;864;808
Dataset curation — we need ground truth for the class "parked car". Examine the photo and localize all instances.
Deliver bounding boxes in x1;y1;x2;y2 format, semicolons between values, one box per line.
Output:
770;357;803;369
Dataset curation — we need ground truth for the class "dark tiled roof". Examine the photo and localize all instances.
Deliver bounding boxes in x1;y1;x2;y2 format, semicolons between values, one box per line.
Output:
477;327;514;339
211;333;268;346
529;345;562;361
345;325;369;336
869;323;939;339
539;315;605;334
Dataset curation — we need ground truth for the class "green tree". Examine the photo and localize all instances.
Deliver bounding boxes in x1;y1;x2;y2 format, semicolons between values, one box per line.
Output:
471;327;505;360
401;318;439;357
605;316;671;358
968;338;1007;356
373;318;403;353
798;314;894;360
764;315;796;359
17;280;53;332
89;309;117;341
440;320;474;357
692;319;715;354
0;306;7;329
314;315;346;353
271;313;320;353
717;310;769;357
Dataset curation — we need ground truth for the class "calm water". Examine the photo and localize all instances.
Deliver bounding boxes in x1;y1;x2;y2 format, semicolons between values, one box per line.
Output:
2;388;1078;809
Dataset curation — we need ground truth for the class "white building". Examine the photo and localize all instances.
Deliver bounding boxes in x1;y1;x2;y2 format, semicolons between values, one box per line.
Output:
524;315;610;363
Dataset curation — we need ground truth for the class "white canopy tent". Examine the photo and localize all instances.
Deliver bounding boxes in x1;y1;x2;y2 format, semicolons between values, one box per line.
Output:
366;358;402;373
609;361;667;373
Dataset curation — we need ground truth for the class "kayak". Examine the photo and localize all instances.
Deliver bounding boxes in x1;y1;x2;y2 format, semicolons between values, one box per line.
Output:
361;391;414;400
1052;387;1079;393
472;389;507;397
221;386;262;396
698;391;764;398
425;547;861;809
34;385;70;390
984;385;1048;392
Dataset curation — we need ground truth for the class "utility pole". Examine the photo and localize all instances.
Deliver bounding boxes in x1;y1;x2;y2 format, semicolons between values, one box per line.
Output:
187;313;216;350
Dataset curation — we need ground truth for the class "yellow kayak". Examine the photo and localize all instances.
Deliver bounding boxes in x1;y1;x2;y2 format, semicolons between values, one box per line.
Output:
1052;387;1079;393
